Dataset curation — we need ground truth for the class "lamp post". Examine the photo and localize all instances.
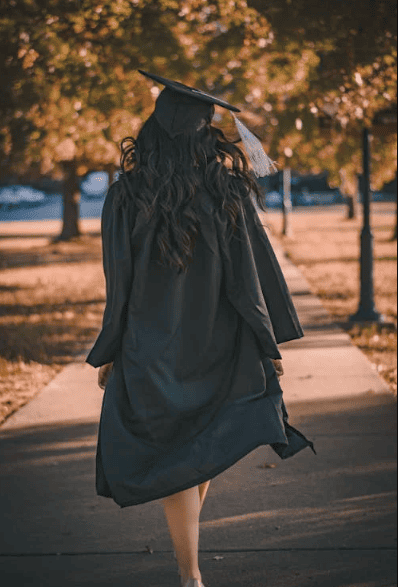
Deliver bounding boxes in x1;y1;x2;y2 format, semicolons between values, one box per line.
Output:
350;127;384;323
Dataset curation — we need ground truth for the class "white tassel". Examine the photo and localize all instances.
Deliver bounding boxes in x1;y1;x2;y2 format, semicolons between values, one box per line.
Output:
232;114;278;177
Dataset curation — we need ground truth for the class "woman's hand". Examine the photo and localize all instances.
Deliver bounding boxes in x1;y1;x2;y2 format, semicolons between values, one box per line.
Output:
271;359;284;379
98;362;114;390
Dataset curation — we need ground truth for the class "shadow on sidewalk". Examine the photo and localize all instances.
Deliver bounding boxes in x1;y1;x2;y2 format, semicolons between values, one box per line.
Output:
0;394;396;586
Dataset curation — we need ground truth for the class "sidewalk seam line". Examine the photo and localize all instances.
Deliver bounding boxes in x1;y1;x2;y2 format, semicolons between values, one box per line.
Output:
1;546;396;557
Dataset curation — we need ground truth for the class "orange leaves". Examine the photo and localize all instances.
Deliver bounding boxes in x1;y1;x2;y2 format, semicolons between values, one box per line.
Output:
71;16;86;35
1;0;396;191
113;65;126;82
107;16;119;30
54;138;77;162
108;110;142;143
17;46;39;69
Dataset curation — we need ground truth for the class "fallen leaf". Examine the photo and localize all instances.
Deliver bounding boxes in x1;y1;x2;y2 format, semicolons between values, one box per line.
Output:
257;462;277;469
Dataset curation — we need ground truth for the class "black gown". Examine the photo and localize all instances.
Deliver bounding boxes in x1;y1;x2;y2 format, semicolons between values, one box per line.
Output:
86;179;316;508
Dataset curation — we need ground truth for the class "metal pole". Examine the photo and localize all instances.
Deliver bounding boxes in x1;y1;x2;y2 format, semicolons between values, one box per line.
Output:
282;167;293;237
350;127;384;323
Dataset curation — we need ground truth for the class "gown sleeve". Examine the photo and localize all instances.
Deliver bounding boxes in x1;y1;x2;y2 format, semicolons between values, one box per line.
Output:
86;181;135;368
216;193;304;362
242;195;304;344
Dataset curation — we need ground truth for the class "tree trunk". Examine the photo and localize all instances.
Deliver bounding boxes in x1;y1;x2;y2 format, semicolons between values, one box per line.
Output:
346;195;356;219
391;197;398;242
105;164;116;189
346;175;360;220
282;168;293;237
58;161;81;240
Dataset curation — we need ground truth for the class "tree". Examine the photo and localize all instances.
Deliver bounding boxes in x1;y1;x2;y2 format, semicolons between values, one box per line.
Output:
0;0;396;239
244;0;397;193
0;0;273;238
392;206;397;241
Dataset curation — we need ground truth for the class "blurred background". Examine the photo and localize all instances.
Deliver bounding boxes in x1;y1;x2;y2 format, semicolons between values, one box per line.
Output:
0;0;396;424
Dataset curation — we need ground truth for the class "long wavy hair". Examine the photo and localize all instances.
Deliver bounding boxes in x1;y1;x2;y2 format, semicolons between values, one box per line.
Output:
117;111;265;273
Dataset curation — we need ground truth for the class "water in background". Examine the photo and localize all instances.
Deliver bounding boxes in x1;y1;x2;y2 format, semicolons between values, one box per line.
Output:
0;170;394;222
0;172;110;222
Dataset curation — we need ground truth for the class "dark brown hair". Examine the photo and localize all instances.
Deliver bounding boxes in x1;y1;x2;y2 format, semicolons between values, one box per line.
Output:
118;112;265;273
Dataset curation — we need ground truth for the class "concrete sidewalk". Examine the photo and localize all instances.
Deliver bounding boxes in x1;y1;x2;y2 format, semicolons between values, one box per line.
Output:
0;233;396;587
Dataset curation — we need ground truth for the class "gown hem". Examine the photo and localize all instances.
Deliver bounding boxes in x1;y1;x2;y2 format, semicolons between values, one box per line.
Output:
100;433;314;508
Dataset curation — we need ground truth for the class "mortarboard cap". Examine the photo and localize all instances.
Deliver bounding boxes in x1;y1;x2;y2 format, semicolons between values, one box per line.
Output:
139;70;240;139
139;69;277;177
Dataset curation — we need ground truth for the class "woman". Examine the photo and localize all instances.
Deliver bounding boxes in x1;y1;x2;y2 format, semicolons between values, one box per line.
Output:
86;71;316;587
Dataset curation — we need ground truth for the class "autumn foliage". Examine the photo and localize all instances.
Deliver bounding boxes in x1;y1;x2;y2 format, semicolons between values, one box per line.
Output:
0;0;396;236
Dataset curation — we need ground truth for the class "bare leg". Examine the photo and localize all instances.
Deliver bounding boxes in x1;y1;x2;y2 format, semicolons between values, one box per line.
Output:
199;480;211;514
162;486;203;584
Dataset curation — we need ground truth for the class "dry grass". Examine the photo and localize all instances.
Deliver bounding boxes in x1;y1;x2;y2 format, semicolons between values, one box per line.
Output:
0;205;396;424
262;203;397;394
0;234;104;425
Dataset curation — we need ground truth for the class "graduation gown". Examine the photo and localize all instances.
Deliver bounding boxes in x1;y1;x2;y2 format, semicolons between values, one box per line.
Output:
86;179;316;508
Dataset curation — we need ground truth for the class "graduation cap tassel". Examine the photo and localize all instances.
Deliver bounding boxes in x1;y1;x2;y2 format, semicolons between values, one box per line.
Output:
232;114;278;178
